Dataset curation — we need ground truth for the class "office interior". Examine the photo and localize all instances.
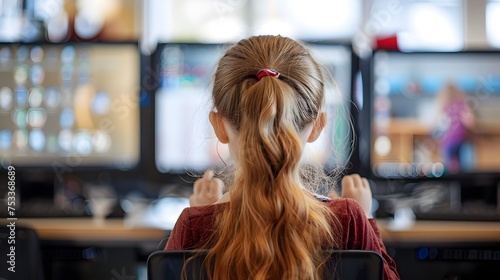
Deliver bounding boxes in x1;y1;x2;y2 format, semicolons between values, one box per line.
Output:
1;0;500;279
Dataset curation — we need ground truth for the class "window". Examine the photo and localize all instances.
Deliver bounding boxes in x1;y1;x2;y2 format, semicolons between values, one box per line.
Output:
250;0;362;40
486;0;500;48
154;0;362;43
367;0;464;51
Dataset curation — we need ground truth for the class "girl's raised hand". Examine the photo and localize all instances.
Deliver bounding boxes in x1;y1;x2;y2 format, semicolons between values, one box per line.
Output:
189;170;224;207
329;174;372;218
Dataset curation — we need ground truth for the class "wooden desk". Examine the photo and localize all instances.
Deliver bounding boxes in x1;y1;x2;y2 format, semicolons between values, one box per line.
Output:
12;218;166;280
18;218;167;242
17;218;500;280
17;218;500;244
377;219;500;243
377;220;500;280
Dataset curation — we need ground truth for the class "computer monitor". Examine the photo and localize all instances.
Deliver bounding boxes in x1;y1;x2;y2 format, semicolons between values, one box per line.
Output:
364;50;500;180
154;42;355;175
154;43;227;173
0;42;141;170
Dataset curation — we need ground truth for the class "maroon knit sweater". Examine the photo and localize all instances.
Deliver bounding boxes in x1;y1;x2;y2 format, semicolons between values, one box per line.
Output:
165;197;400;280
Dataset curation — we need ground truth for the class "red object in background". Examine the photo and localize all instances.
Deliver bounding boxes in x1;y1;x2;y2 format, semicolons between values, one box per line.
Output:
375;35;399;50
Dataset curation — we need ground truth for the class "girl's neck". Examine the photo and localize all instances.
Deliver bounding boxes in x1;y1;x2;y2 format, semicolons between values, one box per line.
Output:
214;191;231;204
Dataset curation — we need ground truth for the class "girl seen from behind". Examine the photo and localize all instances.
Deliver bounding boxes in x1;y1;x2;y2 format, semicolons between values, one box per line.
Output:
165;35;400;280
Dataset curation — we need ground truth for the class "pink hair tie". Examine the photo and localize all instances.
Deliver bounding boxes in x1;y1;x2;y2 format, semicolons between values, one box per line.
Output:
256;68;280;81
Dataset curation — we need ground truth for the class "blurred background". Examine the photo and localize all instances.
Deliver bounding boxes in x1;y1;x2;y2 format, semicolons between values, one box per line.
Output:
0;0;497;49
1;1;500;280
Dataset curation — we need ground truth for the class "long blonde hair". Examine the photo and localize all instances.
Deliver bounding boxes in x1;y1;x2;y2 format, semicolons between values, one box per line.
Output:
204;35;343;279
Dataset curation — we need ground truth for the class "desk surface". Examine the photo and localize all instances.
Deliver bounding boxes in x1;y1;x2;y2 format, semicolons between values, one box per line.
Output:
377;220;500;243
16;218;500;243
18;218;167;242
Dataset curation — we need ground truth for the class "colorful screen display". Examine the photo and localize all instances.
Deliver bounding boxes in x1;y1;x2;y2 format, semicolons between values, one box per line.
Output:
0;43;140;169
155;43;354;174
371;51;500;178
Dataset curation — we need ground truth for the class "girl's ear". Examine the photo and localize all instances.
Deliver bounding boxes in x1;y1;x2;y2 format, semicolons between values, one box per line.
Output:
209;112;229;144
307;112;326;143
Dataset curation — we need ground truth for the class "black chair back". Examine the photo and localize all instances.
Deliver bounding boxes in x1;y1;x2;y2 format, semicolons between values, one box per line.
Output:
0;224;44;280
147;249;383;280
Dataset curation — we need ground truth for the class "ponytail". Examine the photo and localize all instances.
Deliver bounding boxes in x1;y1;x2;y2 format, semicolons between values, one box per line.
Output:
203;35;343;280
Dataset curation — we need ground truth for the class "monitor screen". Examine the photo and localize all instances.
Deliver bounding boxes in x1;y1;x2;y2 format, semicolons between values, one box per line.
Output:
0;42;141;169
155;42;354;174
369;51;500;179
154;43;227;173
